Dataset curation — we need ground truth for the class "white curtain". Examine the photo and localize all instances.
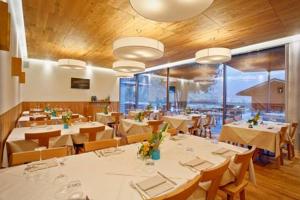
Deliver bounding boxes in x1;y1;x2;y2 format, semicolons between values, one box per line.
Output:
287;41;300;150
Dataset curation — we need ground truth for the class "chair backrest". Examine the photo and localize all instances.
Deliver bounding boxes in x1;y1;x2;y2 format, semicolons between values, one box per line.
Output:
127;133;152;144
84;139;117;152
147;120;163;134
233;146;256;185
41;147;68;160
79;126;105;142
191;116;200;129
10;150;40;166
279;126;289;145
111;112;123;124
71;114;79;119
153;159;230;200
290;122;298;140
167;128;177;136
25;130;61;147
198;159;230;200
29;116;49;121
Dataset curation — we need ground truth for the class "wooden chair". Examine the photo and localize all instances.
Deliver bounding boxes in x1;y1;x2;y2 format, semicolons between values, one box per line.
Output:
9;147;68;166
167;128;177;136
25;130;61;147
188;116;200;135
71;114;79;119
148;120;163;134
9;150;40;166
201;115;212;138
279;126;289;165
29;116;49;121
285;122;298;160
79;126;106;142
127;133;152;144
220;146;256;200
24;120;53;127
153;159;230;200
111;112;123;136
83;139;118;152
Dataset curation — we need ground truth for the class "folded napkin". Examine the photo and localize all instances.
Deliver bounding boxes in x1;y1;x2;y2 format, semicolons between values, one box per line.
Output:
181;158;213;172
95;148;125;157
136;175;174;198
212;148;230;155
213;148;238;158
25;159;58;172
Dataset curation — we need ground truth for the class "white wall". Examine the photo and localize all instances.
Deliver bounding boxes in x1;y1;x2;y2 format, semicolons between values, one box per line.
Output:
21;60;119;102
0;2;21;114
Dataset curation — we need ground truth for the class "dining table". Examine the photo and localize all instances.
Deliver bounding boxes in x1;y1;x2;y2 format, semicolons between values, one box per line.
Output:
163;115;194;133
17;114;86;127
0;135;255;200
119;119;152;136
2;122;113;168
96;112;124;125
219;121;290;164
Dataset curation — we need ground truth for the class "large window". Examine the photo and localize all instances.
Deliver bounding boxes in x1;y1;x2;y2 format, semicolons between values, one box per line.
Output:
137;69;168;110
119;46;287;131
225;46;286;123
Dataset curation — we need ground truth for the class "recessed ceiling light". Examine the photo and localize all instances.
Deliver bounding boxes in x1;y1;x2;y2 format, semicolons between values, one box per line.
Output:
130;0;214;22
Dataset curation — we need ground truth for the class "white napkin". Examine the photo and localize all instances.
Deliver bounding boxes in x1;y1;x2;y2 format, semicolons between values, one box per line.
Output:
212;148;230;154
213;148;238;158
183;158;206;167
136;175;174;198
25;159;58;172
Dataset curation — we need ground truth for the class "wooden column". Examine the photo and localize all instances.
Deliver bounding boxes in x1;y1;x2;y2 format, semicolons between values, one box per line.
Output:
0;1;10;51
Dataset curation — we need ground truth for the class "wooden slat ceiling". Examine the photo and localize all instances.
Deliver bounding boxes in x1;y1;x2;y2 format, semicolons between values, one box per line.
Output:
22;0;300;68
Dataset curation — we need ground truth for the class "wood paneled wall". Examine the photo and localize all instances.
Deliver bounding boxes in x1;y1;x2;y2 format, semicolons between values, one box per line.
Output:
0;103;23;165
22;101;120;120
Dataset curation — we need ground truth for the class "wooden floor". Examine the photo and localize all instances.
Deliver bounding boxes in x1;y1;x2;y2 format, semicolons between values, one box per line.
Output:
218;153;300;200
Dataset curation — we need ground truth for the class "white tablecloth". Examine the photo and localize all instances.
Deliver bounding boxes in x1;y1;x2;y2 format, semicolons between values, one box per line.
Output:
163;115;193;133
2;122;113;167
96;113;115;125
0;135;255;200
17;114;85;127
219;121;290;158
119;119;152;136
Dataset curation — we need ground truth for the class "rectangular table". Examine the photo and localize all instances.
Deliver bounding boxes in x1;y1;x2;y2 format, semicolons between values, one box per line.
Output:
119;119;152;136
163;115;193;133
17;114;86;127
2;122;113;167
0;135;255;200
219;121;290;159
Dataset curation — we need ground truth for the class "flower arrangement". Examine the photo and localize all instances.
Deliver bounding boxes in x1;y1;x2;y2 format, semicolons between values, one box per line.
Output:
247;111;260;126
146;103;153;111
62;112;72;128
104;104;109;115
51;109;57;117
135;112;144;122
138;123;168;160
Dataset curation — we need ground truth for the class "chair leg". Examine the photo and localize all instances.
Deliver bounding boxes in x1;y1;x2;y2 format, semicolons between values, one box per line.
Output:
240;189;246;200
280;148;284;165
227;194;234;200
287;143;292;160
292;145;295;158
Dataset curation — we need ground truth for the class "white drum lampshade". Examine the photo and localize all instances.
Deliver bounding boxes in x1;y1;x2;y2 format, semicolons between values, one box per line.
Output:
129;0;214;22
113;60;145;73
113;37;164;61
58;59;86;70
195;48;231;64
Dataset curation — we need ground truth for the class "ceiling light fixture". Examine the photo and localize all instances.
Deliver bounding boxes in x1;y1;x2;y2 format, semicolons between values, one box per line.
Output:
58;59;86;70
195;48;231;64
115;72;135;78
129;0;214;22
113;37;164;61
113;60;145;73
